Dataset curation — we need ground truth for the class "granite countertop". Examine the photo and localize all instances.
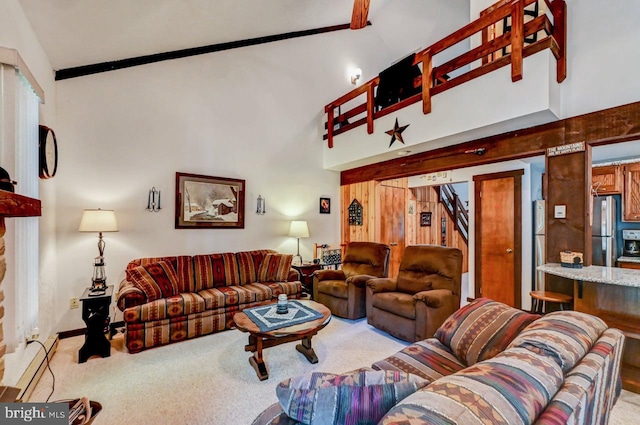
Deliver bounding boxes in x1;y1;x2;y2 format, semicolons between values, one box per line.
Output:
538;263;640;287
618;256;640;264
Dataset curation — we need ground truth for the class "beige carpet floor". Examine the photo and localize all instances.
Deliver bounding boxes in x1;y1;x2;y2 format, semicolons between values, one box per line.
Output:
29;318;637;424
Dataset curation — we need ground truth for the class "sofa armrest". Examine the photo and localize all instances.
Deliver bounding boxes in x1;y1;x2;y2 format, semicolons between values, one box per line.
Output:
367;278;398;294
315;269;346;281
116;279;147;311
346;274;377;288
287;269;299;282
413;289;453;308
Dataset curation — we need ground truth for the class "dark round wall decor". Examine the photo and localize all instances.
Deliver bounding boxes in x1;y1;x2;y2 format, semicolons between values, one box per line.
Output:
39;125;58;179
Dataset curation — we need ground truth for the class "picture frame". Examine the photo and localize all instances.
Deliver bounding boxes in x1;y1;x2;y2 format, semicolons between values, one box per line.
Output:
420;211;432;227
319;197;331;214
175;172;245;229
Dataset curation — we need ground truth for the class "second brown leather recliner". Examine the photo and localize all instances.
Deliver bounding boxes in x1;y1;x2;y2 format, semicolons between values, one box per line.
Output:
313;242;390;319
366;244;463;342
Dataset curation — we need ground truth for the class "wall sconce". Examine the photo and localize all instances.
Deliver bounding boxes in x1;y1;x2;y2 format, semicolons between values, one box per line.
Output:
146;187;161;212
350;68;362;85
256;194;266;215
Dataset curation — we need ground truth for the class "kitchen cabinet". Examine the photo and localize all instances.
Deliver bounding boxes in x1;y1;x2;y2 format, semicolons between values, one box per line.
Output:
619;260;640;270
623;163;640;221
592;165;622;195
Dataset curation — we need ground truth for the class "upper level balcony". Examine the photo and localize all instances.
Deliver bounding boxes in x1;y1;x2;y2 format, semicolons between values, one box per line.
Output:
323;0;566;172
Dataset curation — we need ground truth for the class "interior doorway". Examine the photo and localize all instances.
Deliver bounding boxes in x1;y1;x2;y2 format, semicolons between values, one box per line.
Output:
473;170;523;308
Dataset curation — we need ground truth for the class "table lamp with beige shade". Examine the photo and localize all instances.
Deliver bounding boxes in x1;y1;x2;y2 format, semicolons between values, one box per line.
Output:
288;220;309;266
79;208;119;293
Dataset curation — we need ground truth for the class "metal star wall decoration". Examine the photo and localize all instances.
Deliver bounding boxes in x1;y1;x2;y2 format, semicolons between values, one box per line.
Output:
386;118;410;147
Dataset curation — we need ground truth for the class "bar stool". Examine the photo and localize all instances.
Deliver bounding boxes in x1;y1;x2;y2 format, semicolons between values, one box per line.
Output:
530;291;573;314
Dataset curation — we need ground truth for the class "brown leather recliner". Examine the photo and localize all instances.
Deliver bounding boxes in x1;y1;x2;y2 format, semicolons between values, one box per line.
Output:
313;242;390;319
366;244;463;342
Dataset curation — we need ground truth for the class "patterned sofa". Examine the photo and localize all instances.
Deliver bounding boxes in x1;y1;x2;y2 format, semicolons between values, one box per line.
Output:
252;298;625;425
116;249;301;353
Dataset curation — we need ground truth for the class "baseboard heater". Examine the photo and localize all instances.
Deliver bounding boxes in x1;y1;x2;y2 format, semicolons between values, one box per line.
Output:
16;334;59;401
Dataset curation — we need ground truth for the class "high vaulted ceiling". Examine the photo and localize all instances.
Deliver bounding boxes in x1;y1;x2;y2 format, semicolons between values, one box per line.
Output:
18;0;386;71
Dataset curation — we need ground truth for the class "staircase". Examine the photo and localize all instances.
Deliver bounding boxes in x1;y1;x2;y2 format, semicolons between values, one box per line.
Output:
438;184;469;244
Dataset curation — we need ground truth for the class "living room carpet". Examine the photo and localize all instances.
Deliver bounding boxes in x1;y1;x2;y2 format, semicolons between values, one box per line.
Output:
29;317;638;425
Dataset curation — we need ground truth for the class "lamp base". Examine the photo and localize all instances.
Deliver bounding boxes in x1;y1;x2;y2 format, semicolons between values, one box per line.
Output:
292;255;303;266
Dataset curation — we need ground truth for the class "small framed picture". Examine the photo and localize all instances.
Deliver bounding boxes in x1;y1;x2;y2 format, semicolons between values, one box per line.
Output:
319;197;331;214
420;211;432;227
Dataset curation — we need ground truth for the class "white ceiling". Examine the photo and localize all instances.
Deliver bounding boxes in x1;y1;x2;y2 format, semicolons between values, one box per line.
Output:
18;0;389;70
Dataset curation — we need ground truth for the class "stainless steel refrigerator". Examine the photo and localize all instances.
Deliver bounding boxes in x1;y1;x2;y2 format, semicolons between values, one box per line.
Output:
592;196;617;267
533;200;545;291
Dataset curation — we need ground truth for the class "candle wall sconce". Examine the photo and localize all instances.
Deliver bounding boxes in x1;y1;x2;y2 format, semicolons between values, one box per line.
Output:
146;187;161;212
256;194;266;215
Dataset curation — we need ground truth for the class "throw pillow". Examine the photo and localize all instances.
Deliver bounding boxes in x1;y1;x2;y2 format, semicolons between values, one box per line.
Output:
435;297;540;366
276;370;428;425
128;261;180;302
257;253;293;282
506;310;607;373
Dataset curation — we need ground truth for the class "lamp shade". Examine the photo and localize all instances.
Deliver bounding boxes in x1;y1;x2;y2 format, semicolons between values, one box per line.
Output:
78;209;119;232
288;220;309;238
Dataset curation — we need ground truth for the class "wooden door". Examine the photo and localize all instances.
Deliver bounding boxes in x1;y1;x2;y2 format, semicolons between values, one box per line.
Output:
474;170;523;308
378;184;405;278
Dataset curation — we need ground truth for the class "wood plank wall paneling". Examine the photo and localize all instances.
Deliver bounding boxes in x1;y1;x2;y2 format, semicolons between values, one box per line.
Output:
341;181;469;274
544;146;591;301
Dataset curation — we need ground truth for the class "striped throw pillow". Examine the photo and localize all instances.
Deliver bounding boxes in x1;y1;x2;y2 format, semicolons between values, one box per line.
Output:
277;370;428;425
435;297;540;366
128;261;179;302
257;253;293;282
507;310;607;373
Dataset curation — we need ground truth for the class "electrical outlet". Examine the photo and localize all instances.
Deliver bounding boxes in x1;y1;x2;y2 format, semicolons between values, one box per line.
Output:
70;297;80;309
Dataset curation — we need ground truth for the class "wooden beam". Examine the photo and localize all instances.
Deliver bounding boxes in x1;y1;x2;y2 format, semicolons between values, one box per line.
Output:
350;0;371;30
56;23;367;80
340;101;640;186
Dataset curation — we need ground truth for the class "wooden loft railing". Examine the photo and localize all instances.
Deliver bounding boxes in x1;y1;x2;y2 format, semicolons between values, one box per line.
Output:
324;0;566;148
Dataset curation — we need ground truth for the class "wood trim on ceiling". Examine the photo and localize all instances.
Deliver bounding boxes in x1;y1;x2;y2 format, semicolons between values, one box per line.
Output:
55;22;371;81
340;100;640;186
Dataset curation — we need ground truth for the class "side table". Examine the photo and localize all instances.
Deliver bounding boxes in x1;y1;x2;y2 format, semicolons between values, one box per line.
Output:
78;285;113;363
291;263;322;299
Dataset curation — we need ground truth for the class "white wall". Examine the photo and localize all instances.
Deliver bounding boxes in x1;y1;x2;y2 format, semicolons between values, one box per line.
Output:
561;0;640;117
49;0;471;333
51;25;398;331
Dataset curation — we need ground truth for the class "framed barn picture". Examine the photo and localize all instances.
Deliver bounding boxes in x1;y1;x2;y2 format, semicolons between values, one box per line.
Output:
175;172;245;229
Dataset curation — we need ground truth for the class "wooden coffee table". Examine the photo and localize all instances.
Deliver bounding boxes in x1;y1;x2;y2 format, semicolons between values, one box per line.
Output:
233;299;331;380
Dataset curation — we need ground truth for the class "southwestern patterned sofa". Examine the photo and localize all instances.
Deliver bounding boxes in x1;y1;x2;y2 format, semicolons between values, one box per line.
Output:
116;249;301;353
252;298;625;425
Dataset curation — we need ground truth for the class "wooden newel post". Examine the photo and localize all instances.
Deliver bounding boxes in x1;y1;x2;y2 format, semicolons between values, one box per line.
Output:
421;50;433;115
510;0;524;82
551;0;567;83
366;84;375;134
326;105;335;148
